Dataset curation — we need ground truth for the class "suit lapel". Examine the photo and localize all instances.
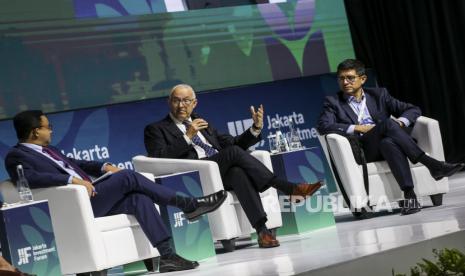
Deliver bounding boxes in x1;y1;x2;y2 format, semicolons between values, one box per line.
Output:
163;116;185;137
338;93;359;124
166;115;221;149
364;92;378;121
16;144;69;174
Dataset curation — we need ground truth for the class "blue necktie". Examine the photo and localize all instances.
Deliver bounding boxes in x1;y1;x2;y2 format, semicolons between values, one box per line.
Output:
182;122;218;157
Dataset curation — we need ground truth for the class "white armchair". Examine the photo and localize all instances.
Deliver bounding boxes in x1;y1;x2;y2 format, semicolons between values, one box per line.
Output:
1;174;160;276
318;116;449;217
132;150;282;251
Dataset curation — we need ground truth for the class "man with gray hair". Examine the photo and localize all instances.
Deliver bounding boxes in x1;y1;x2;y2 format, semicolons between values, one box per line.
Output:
144;84;322;249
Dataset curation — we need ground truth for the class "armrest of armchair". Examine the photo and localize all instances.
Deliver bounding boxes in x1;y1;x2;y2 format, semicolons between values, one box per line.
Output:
32;185;106;270
132;156;224;195
250;151;282;228
325;133;368;207
411;116;445;161
0;179;20;203
250;150;274;172
250;150;276;197
132;155;242;240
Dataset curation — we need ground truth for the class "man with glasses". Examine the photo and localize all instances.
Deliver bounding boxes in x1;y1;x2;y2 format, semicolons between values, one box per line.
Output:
144;84;323;249
4;110;228;273
317;58;464;215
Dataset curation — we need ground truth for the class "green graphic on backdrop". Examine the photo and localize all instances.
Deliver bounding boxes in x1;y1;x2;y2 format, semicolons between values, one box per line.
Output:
270;148;335;236
0;0;354;119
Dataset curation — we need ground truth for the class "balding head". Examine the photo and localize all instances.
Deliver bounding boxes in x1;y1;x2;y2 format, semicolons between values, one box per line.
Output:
168;84;198;121
170;84;196;99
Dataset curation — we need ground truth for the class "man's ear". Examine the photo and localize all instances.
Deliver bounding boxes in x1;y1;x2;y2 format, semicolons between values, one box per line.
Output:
361;75;367;85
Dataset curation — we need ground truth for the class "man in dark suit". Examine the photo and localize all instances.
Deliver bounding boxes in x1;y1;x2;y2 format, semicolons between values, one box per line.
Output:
144;84;323;248
318;59;465;215
4;110;227;273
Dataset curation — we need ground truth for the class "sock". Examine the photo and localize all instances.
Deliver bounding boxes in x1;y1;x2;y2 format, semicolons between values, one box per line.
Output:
169;195;197;213
253;217;269;235
418;154;443;172
403;188;417;200
269;177;294;195
157;239;174;257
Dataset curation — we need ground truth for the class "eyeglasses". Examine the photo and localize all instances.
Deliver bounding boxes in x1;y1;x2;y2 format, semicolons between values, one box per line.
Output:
171;97;195;106
337;75;360;83
38;124;53;130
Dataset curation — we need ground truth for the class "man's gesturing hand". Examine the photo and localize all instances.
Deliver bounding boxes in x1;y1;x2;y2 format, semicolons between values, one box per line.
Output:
250;104;264;130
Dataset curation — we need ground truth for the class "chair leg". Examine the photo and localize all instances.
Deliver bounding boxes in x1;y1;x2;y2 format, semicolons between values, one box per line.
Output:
220;238;236;252
144;257;160;272
430;193;444;206
352;207;373;220
76;269;108;276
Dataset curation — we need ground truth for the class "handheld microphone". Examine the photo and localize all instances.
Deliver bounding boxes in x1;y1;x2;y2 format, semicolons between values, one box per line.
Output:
191;113;213;136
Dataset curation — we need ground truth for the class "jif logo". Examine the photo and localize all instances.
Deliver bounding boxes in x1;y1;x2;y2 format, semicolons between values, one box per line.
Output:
17;247;32;265
227;119;265;148
174;212;185;228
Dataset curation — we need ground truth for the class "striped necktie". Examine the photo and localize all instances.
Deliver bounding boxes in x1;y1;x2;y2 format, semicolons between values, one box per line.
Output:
42;146;92;182
182;122;218;157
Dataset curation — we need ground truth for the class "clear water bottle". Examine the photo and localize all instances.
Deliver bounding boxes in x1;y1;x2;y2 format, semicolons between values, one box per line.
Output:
275;130;289;152
288;118;303;151
16;165;34;202
268;132;279;154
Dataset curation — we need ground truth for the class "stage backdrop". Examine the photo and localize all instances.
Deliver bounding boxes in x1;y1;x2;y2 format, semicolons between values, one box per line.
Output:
0;0;354;119
0;73;362;194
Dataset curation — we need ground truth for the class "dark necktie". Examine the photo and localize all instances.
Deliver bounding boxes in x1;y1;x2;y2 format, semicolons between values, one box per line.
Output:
42;146;92;182
182;122;218;157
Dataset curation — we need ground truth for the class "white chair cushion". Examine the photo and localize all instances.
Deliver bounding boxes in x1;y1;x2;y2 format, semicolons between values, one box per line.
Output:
96;214;140;232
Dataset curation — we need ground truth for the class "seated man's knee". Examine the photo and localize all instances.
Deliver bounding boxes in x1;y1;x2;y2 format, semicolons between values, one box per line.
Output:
109;169;138;185
228;166;246;176
223;145;248;157
379;137;396;151
114;169;136;178
387;118;403;129
125;193;153;208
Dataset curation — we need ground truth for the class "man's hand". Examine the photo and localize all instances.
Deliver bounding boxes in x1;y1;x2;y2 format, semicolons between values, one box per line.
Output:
250;104;264;130
185;118;209;139
72;177;96;197
354;124;375;133
392;118;405;127
104;164;121;173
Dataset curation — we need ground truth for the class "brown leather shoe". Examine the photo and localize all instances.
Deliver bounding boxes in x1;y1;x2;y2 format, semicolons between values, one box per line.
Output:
258;231;280;248
290;181;323;203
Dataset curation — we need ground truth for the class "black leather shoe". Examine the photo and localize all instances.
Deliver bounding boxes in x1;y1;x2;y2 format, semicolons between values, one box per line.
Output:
430;162;465;181
159;254;199;273
400;198;421;215
184;190;227;221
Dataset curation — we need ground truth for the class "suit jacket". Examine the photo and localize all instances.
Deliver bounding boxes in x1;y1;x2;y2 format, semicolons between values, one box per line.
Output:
144;114;261;158
5;144;105;189
317;87;421;136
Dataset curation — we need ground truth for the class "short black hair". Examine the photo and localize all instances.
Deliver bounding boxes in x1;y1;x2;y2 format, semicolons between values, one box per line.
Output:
13;110;44;141
337;59;366;76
